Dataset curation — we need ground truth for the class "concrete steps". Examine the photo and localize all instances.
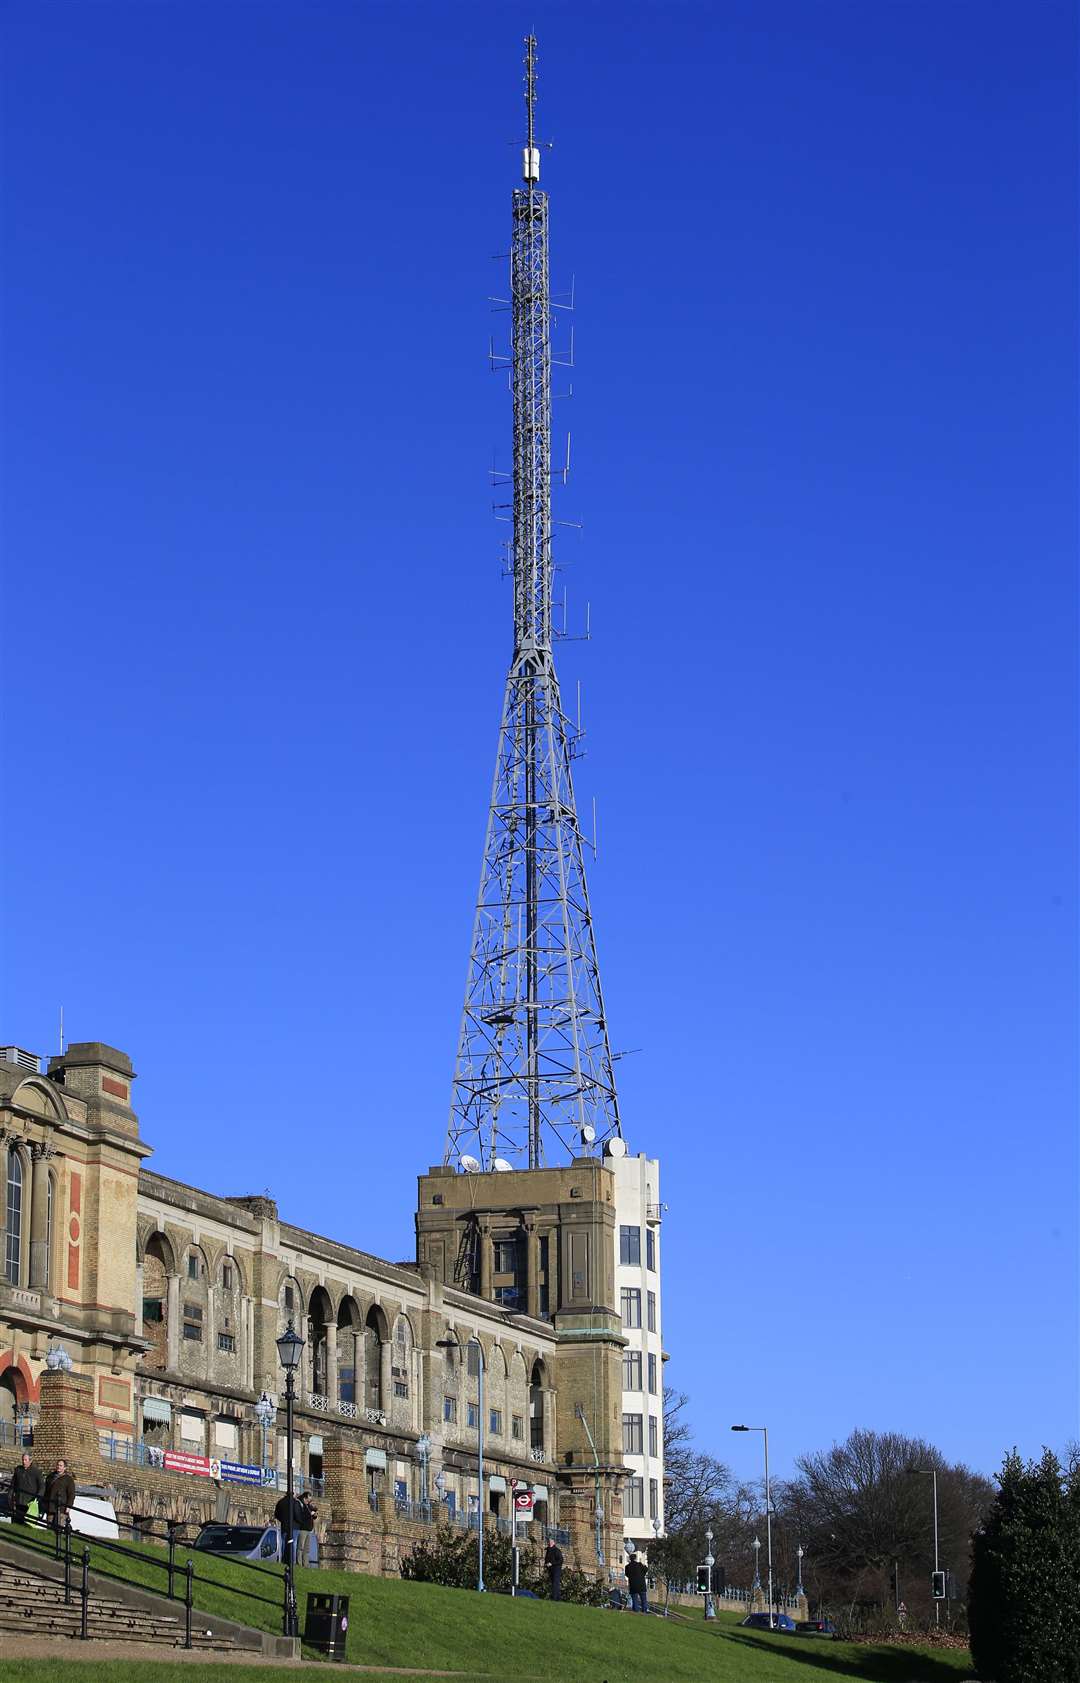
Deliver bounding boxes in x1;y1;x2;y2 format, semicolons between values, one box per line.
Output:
0;1558;235;1649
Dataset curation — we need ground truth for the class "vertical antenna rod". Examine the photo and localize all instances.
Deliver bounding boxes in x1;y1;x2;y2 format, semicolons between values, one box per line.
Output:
445;38;622;1172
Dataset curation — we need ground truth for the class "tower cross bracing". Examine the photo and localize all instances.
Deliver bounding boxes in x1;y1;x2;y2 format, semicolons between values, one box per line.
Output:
445;38;623;1172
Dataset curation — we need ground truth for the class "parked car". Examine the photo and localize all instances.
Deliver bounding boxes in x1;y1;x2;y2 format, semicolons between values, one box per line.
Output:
741;1611;797;1633
796;1617;836;1635
194;1522;280;1561
70;1486;119;1540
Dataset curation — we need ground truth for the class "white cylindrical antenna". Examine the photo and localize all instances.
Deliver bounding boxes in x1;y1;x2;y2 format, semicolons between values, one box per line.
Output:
523;146;540;184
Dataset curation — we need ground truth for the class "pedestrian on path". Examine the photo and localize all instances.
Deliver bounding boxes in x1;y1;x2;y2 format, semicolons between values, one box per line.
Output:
44;1459;75;1532
626;1554;649;1614
544;1540;563;1602
9;1452;44;1525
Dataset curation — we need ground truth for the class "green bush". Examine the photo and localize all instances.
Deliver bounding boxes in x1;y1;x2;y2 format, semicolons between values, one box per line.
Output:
400;1525;606;1606
969;1449;1080;1683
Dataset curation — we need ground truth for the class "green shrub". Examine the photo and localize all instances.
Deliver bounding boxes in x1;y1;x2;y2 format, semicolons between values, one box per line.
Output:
969;1449;1080;1683
400;1525;606;1605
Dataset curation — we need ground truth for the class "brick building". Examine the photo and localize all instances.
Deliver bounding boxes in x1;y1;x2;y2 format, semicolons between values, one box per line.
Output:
0;1040;664;1574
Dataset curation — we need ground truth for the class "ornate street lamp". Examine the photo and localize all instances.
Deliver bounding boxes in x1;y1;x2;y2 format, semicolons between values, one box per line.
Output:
752;1534;762;1591
254;1392;275;1476
704;1526;716;1620
276;1318;305;1637
796;1543;805;1597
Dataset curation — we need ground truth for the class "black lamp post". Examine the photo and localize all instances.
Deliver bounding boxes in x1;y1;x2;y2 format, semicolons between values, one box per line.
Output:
276;1317;305;1637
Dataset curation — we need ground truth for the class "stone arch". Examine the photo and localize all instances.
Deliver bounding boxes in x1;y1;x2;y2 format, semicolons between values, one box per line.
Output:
12;1077;66;1122
529;1357;547;1454
335;1295;363;1406
364;1304;389;1412
308;1286;334;1397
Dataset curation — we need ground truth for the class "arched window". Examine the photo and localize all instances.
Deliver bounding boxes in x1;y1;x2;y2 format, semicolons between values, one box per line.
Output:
364;1307;386;1411
5;1148;22;1285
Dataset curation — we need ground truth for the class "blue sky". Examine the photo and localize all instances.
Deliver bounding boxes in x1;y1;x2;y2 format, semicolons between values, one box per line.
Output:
2;1;1076;1483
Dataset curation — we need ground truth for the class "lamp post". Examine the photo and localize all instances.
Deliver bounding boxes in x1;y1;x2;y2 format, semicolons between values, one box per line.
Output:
276;1318;304;1637
254;1392;275;1477
796;1544;805;1598
752;1534;761;1591
905;1465;941;1627
416;1433;431;1516
733;1424;773;1629
704;1526;715;1620
437;1337;485;1592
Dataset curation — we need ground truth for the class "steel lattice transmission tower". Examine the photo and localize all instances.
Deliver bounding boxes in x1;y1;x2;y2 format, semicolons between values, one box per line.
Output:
445;38;624;1173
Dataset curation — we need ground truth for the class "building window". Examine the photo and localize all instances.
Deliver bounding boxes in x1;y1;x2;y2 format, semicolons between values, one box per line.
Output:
493;1285;522;1309
182;1303;203;1342
392;1368;409;1399
339;1366;355;1405
494;1239;520;1274
467;1342;480;1378
649;1415;659;1457
625;1476;644;1518
143;1297;164;1323
647;1290;657;1332
623;1351;642;1391
222;1262;233;1291
444;1396;457;1424
187;1253;199;1280
646;1227;656;1271
647;1352;657;1395
622;1413;643;1455
489;1409;502;1436
284;1285;294;1312
5;1148;22;1285
621;1287;641;1329
467;1402;479;1430
619;1225;641;1267
217;1332;235;1353
511;1414;524;1441
649;1478;659;1519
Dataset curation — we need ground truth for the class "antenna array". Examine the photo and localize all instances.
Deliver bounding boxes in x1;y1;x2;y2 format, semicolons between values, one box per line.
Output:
444;37;623;1171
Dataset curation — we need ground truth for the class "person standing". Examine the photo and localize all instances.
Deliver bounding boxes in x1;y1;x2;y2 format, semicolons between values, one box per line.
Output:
543;1539;563;1602
273;1490;306;1565
297;1497;317;1567
44;1459;75;1532
626;1553;649;1614
10;1452;44;1525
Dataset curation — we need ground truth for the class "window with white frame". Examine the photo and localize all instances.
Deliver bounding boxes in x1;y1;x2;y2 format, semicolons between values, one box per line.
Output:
621;1287;641;1329
625;1476;644;1518
622;1413;643;1455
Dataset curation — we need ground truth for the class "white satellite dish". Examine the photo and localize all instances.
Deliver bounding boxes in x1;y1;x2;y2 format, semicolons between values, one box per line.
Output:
459;1155;481;1173
492;1158;513;1173
580;1124;596;1144
605;1137;627;1159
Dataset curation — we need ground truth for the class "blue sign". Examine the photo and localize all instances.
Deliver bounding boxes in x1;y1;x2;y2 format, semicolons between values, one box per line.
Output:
219;1460;263;1486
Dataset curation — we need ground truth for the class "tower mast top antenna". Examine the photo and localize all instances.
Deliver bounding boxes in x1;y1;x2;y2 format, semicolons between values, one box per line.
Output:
522;34;540;183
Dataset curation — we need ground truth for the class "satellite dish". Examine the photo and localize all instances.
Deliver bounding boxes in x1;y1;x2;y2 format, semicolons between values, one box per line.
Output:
580;1124;597;1144
492;1158;513;1172
459;1155;481;1173
605;1137;627;1159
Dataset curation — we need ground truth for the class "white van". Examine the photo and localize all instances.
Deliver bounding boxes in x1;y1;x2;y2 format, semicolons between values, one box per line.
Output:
70;1485;120;1540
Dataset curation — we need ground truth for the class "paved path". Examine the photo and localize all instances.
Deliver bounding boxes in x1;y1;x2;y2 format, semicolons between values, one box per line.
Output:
0;1634;490;1674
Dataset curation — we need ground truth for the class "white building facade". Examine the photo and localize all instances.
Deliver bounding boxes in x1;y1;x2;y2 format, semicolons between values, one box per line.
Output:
612;1151;664;1542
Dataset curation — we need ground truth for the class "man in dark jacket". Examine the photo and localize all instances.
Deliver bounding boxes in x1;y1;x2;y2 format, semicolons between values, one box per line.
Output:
543;1540;563;1602
274;1491;307;1564
44;1459;75;1531
10;1452;44;1524
626;1552;649;1614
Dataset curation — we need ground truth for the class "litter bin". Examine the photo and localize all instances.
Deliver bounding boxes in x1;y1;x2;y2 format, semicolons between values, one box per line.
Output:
304;1592;350;1660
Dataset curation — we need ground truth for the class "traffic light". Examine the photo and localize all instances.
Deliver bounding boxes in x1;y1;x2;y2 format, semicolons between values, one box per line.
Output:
931;1570;947;1600
696;1565;710;1594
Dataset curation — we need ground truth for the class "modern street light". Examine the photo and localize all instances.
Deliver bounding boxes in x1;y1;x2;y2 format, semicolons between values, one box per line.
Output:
733;1424;774;1629
704;1526;716;1620
905;1465;941;1627
437;1336;485;1592
276;1318;305;1637
254;1392;275;1477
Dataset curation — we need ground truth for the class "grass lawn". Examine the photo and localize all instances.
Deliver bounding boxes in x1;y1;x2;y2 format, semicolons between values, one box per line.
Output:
0;1522;975;1681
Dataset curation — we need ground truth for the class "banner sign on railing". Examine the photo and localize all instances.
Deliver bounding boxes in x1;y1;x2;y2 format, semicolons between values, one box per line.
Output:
163;1451;211;1477
219;1461;263;1485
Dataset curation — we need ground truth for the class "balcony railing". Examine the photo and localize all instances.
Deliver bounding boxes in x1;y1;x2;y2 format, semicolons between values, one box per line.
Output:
646;1203;663;1224
529;1447;547;1463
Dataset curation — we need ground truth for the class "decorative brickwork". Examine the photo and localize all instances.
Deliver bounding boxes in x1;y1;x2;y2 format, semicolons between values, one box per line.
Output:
35;1370;100;1479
